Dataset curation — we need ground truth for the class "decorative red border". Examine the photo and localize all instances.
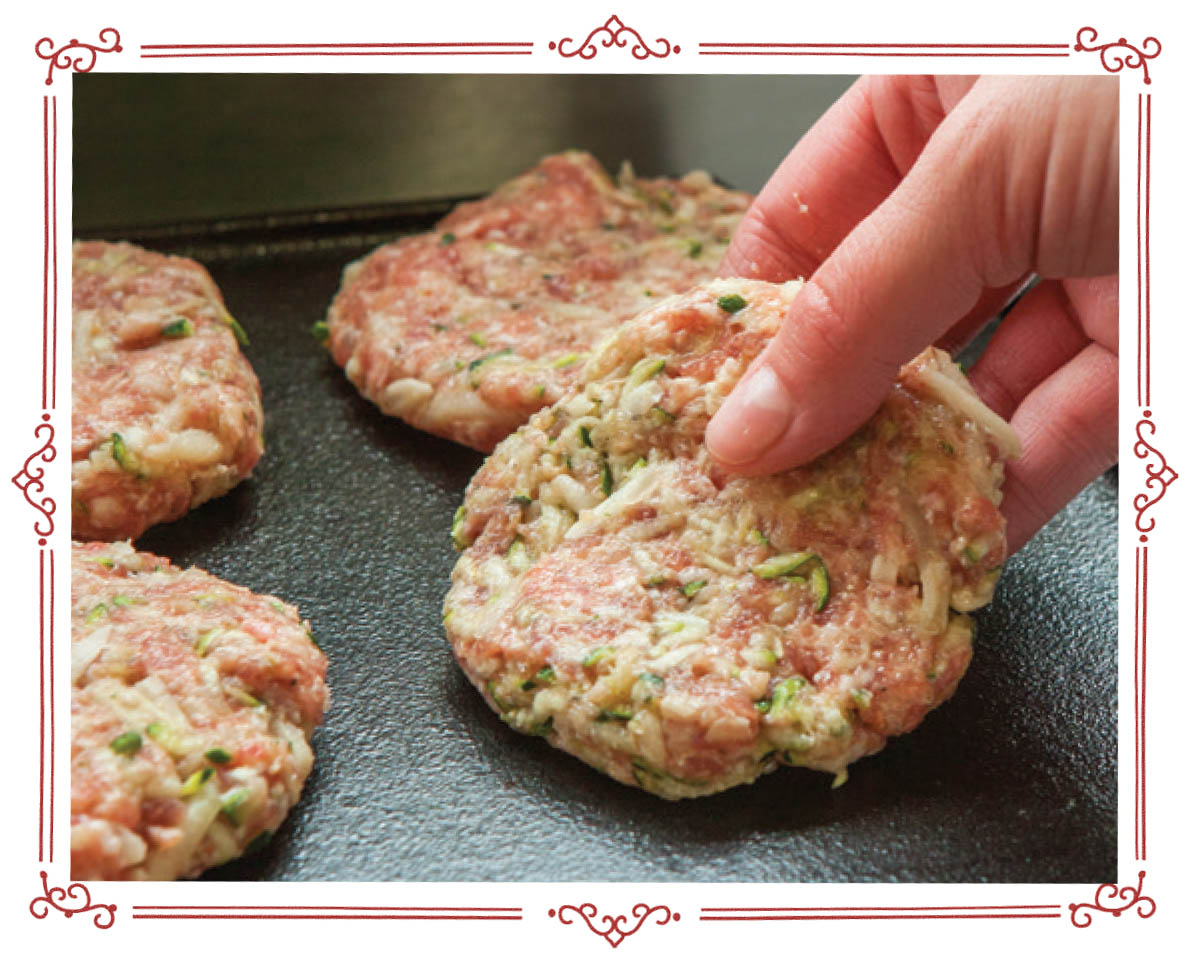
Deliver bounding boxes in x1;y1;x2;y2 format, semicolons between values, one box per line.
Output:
140;41;533;59
701;904;1063;921
699;42;1071;58
548;15;678;59
25;15;1165;943
29;872;116;929
1073;27;1161;84
1135;547;1148;862
1069;872;1156;927
131;904;523;920
549;903;679;947
34;29;121;85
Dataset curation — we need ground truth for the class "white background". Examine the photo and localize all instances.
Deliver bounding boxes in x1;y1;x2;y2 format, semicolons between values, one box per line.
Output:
1;1;1188;960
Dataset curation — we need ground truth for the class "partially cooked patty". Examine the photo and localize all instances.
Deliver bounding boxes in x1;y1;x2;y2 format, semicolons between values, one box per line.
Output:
444;279;1019;799
324;151;751;451
72;241;264;540
71;541;328;880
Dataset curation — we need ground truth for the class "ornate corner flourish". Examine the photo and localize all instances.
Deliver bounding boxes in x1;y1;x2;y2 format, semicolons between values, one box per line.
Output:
1074;27;1160;84
11;415;56;544
1069;871;1156;927
549;903;679;947
34;28;122;86
1134;410;1176;540
29;871;116;929
549;15;677;59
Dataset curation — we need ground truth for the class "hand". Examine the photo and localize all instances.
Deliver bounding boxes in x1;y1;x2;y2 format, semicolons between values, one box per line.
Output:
705;75;1119;554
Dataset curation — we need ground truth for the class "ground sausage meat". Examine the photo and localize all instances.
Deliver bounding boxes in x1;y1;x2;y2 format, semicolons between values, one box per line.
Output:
71;541;328;879
72;241;264;540
324;151;752;451
444;279;1018;799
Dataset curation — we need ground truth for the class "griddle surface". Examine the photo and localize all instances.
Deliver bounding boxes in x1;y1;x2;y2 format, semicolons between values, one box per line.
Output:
118;205;1117;883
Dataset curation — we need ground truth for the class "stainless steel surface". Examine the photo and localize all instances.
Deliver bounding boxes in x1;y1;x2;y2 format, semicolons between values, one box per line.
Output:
74;73;854;229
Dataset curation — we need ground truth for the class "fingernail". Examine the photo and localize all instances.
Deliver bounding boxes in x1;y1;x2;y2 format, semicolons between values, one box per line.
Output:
706;364;792;466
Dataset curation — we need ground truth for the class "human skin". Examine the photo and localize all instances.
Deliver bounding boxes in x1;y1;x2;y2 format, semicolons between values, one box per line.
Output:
705;75;1118;554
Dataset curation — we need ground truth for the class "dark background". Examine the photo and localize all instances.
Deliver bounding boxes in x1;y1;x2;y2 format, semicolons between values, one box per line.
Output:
73;74;1117;882
74;73;853;231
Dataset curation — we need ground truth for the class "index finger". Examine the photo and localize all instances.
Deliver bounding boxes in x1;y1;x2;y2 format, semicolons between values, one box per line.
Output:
721;75;959;282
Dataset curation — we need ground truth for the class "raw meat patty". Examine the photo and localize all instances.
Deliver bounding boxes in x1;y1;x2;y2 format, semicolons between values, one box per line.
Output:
444;279;1019;799
324;151;751;451
72;241;264;540
71;541;329;879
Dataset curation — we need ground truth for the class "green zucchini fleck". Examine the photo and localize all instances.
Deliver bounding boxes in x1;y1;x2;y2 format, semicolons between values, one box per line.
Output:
687;240;703;258
770;676;808;712
639;672;665;688
219;787;251;825
553;353;580;368
582;646;613;668
179;766;214;797
109;433;137;474
195;628;222;656
578;425;593;448
111;594;143;607
85;603;108;625
649;405;676;424
809;563;830;612
440;232;456;245
754;698;772;714
161;317;194;338
600;460;613;497
752;551;831;610
528;717;554;737
486;680;512;712
451;505;470;551
596;706;634;722
681;579;707;599
110;732;142;755
205;748;233;764
468;347;513;385
468;332;488;348
311;320;330;342
510;493;532;508
232;689;261;708
850;688;872;711
716;293;747;314
629;457;647;473
748;528;770;546
535;666;557;683
624;356;666;393
223;313;249;346
751;552;817;580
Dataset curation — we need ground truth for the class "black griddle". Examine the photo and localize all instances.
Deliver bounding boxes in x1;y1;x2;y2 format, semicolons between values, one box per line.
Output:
107;202;1117;883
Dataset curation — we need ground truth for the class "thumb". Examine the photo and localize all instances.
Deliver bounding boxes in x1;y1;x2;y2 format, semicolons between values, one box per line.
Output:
706;76;1118;475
